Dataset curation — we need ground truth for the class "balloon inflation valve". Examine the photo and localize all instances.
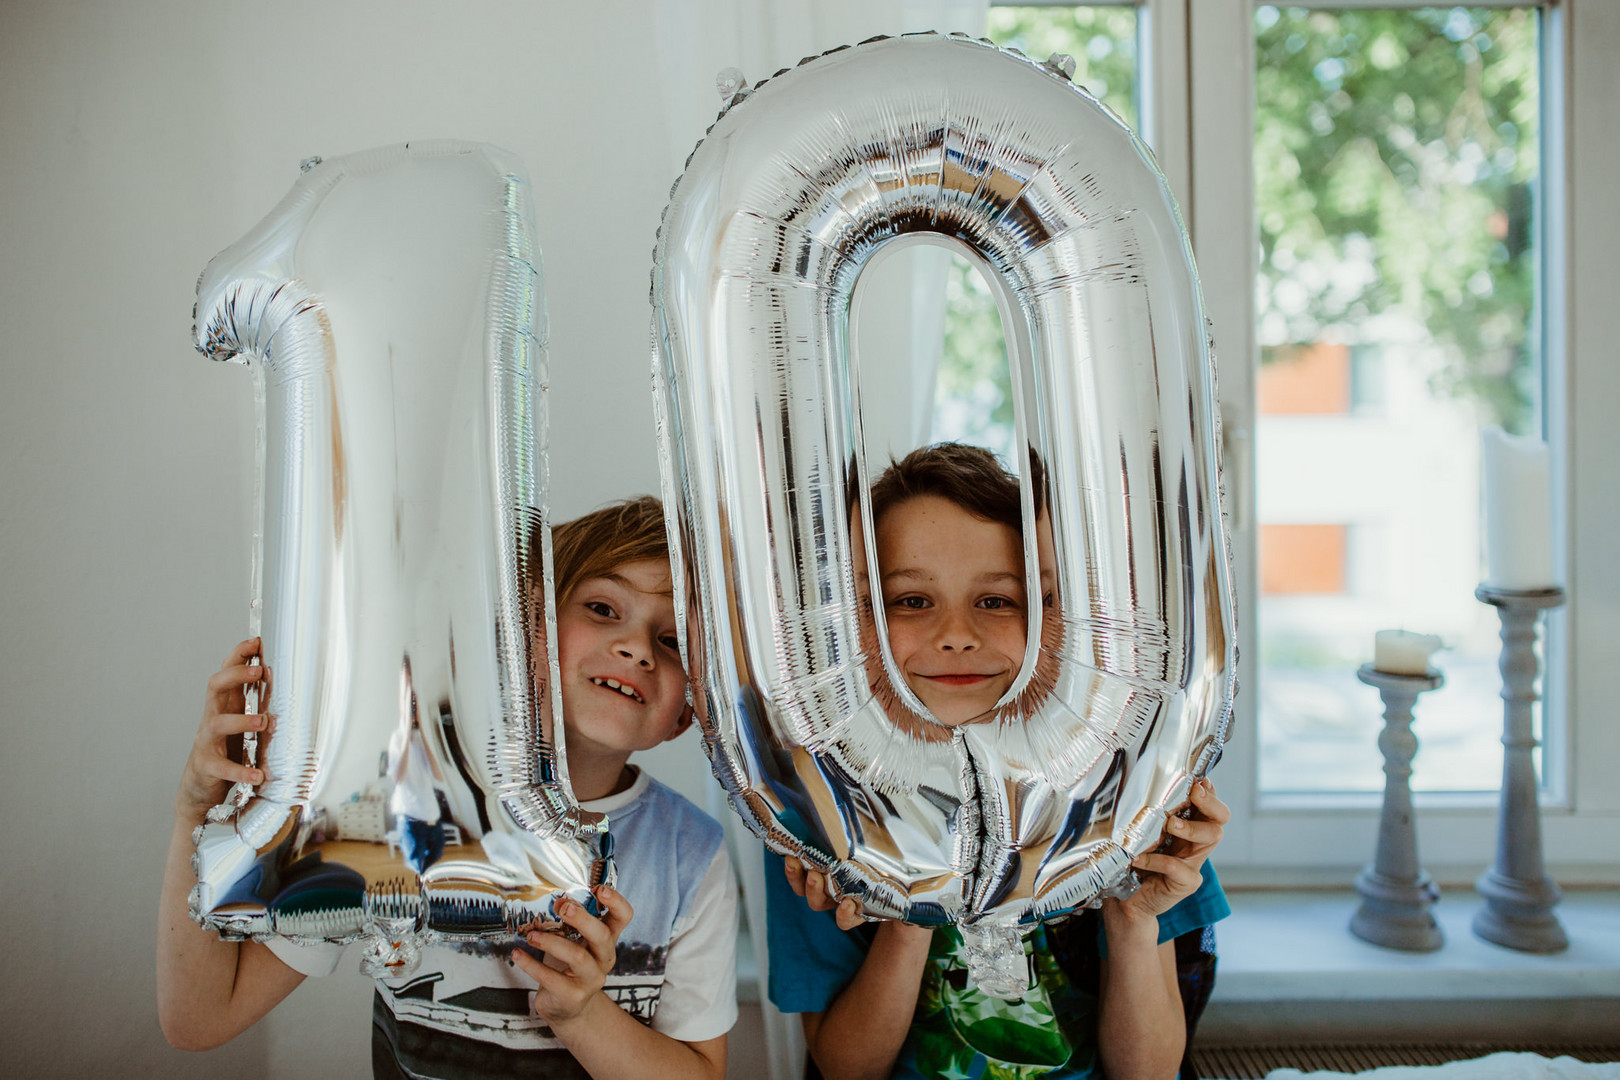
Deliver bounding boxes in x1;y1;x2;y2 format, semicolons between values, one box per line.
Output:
960;922;1028;1000
1044;53;1076;80
359;932;421;980
715;67;750;111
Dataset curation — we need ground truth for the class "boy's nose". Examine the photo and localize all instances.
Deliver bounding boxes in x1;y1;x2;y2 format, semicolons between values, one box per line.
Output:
934;610;980;651
616;642;655;668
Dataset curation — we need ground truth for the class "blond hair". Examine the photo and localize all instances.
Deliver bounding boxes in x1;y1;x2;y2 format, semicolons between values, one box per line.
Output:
541;496;670;601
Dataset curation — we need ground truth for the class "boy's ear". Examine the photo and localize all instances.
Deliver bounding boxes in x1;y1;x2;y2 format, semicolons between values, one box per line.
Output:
662;704;696;743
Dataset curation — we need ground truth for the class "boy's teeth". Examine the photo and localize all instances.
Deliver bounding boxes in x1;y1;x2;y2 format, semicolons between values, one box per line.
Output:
590;676;641;702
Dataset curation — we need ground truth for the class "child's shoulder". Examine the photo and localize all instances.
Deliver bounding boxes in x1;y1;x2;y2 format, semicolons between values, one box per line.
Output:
604;771;730;922
609;770;726;863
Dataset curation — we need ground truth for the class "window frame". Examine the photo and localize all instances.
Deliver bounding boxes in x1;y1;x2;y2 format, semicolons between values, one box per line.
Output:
993;0;1618;880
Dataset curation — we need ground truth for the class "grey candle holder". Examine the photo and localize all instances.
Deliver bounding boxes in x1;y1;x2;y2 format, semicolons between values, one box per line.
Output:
1350;663;1445;952
1472;585;1568;953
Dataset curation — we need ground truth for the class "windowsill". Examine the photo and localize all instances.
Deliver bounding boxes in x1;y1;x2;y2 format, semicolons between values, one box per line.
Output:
1253;792;1573;814
1202;887;1620;1045
736;890;1619;1037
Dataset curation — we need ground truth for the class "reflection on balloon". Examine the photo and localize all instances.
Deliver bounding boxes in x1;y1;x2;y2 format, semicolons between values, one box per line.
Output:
189;141;609;974
652;34;1236;995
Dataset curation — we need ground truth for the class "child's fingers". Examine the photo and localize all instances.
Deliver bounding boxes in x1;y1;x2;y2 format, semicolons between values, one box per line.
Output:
221;761;263;786
529;960;571;1001
834;898;865;932
511;945;567;990
783;856;808;898
223;638;261;667
593;885;634;938
1132;852;1202;894
1140;854;1205;887
1190;779;1231;824
1164;815;1222;848
786;857;844;913
511;945;545;981
206;712;269;740
803;870;837;912
525;929;592;975
199;752;262;786
558;901;616;972
207;664;267;697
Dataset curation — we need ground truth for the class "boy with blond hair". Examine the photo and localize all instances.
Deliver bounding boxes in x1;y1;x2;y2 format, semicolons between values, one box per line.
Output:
159;497;737;1080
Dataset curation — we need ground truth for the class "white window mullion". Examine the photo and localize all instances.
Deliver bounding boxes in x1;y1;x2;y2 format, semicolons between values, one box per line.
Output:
1187;0;1260;866
1565;0;1620;829
1538;0;1571;810
1139;0;1190;212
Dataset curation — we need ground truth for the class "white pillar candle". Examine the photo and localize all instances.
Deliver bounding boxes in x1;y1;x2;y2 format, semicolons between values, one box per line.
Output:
1374;629;1442;676
1481;427;1556;590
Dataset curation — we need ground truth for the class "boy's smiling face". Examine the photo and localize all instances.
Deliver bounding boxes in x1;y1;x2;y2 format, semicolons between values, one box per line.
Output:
554;558;691;758
875;494;1028;726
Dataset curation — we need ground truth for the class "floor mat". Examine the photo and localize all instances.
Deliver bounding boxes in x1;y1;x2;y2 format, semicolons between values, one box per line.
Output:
1193;1045;1620;1079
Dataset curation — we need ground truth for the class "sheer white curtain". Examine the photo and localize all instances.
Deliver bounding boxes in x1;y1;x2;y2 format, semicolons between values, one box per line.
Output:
650;3;987;1077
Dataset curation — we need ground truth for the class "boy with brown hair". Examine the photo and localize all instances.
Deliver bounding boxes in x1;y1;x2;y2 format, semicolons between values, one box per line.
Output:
769;443;1231;1080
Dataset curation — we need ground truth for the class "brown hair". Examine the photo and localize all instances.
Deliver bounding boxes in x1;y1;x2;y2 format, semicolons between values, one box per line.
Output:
869;443;1040;533
538;496;671;601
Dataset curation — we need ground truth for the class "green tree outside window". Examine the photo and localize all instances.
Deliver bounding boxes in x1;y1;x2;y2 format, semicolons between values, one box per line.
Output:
1256;6;1540;432
943;6;1541;443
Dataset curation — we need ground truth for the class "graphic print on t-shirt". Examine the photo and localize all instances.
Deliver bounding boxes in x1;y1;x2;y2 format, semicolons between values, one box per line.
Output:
379;936;673;1041
374;771;730;1056
907;925;1100;1080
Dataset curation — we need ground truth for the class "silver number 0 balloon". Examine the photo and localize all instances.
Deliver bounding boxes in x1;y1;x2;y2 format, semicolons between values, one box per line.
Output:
652;34;1236;991
190;142;608;973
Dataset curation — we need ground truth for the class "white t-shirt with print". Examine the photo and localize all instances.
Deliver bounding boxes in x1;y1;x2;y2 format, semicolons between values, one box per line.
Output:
269;767;737;1074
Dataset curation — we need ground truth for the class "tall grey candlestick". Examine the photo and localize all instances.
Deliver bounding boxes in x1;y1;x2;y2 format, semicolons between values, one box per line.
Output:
1473;585;1567;953
1351;664;1445;951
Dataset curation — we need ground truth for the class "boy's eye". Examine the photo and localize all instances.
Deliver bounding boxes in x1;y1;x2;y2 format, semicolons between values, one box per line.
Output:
659;634;681;651
888;595;930;610
585;601;617;618
978;596;1019;611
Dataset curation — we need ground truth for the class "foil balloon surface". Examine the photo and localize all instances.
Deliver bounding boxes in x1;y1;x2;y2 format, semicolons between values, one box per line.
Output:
652;34;1236;995
190;141;610;975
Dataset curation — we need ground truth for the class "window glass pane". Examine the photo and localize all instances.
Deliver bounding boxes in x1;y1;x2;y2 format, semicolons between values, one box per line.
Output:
1253;6;1544;793
986;6;1140;129
940;6;1142;462
934;256;1017;461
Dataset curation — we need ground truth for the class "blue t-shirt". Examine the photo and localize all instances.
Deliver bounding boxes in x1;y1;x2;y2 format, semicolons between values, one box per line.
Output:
765;855;1229;1080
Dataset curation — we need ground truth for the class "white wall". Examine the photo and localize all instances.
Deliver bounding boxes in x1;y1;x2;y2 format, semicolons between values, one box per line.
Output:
0;2;731;1075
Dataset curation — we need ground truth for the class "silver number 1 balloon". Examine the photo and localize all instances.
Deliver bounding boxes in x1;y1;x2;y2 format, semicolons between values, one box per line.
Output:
652;34;1236;994
190;141;609;975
